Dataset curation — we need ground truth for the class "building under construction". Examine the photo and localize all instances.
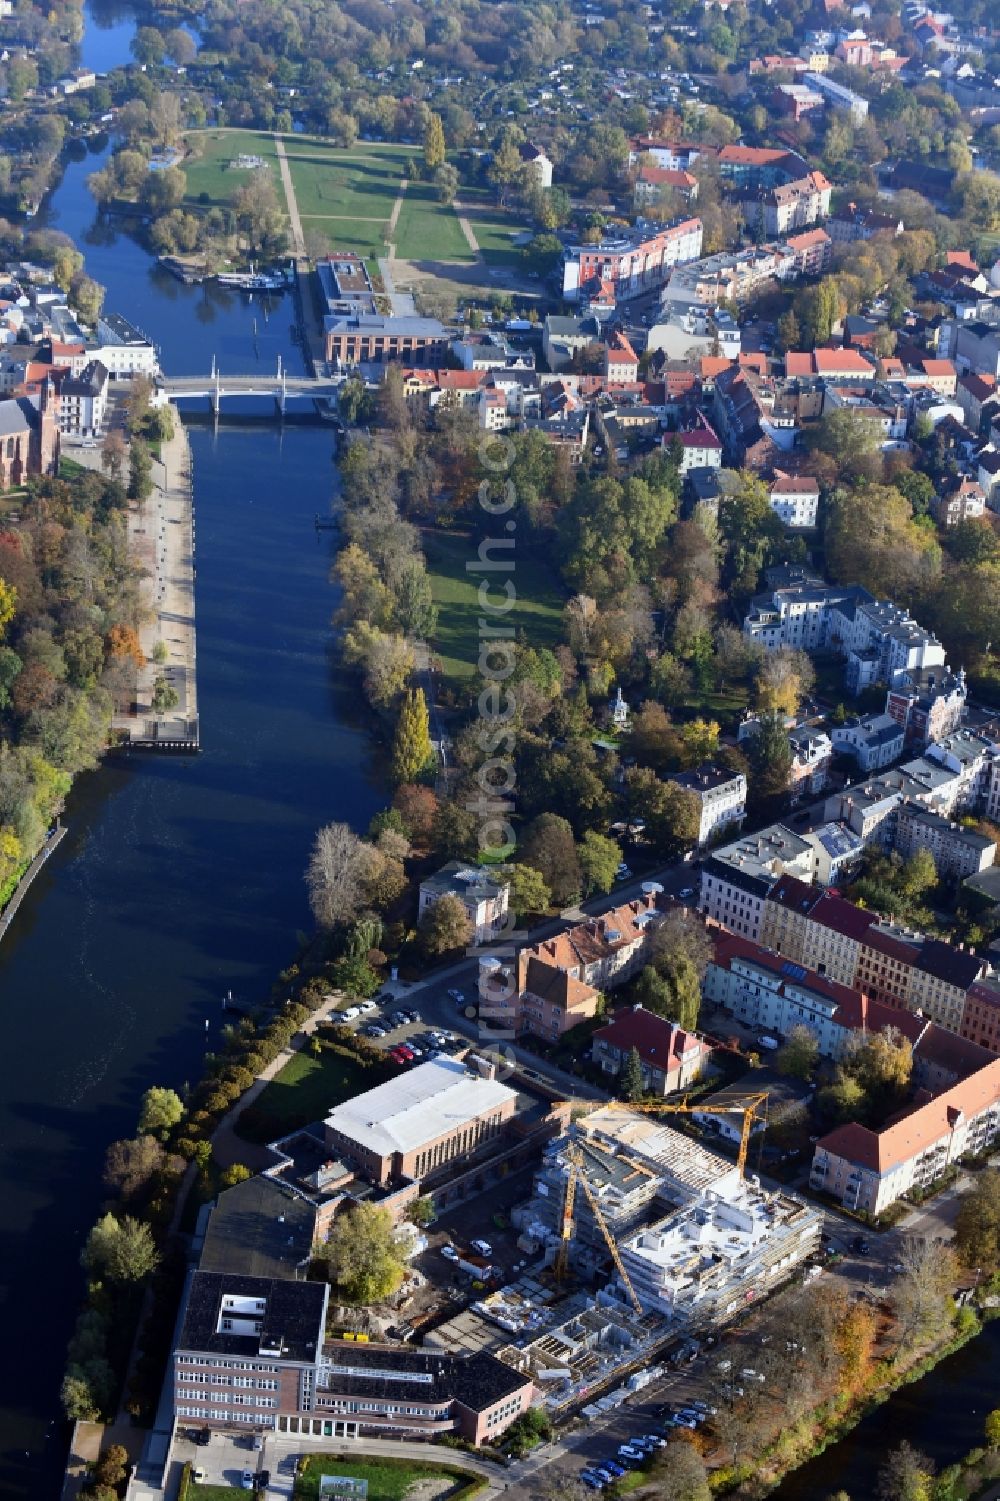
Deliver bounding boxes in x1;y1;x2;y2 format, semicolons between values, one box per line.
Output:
515;1104;819;1321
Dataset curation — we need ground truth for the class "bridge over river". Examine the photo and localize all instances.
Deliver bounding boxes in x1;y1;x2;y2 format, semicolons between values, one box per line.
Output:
158;361;343;417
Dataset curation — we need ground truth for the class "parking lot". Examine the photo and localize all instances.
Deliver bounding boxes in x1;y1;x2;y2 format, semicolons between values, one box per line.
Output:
331;992;467;1068
174;1427;271;1492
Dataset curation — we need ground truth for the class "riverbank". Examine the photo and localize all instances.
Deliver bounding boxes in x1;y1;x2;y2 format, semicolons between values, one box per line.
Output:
72;411;200;749
0;824;68;945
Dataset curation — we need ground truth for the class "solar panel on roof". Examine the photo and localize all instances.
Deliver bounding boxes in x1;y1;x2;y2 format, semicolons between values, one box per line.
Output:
781;961;807;981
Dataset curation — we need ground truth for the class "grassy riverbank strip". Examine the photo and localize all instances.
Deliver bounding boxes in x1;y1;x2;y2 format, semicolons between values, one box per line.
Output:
715;1307;1000;1498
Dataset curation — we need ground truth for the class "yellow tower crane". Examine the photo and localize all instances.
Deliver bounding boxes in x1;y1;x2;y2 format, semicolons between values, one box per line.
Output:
552;1091;770;1304
623;1091;771;1179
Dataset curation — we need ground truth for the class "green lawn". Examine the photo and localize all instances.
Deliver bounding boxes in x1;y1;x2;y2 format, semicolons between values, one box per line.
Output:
234;1044;392;1145
299;219;389;258
281;143;406;220
423;528;566;684
191;1486;239;1500
182;130;280;207
294;1454;465;1501
393;183;473;262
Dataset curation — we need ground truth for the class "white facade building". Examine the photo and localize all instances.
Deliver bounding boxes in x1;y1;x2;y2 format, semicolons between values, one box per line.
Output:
669;763;747;846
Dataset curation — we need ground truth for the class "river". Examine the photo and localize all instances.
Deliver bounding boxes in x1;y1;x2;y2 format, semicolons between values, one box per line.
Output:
0;8;383;1496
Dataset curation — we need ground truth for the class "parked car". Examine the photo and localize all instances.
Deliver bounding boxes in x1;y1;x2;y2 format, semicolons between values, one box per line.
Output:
615;864;633;881
195;1428;211;1447
580;1471;605;1490
358;1000;377;1014
447;989;464;1003
396;1044;415;1060
241;1471;255;1491
252;1434;263;1451
192;1470;207;1484
256;1471;270;1491
678;886;695;899
601;1459;625;1476
441;1244;459;1261
390;1011;408;1027
757;1035;779;1051
852;1235;871;1255
340;1006;361;1021
471;1238;493;1257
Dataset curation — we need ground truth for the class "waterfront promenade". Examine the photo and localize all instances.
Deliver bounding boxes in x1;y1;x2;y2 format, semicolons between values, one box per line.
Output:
71;414;199;748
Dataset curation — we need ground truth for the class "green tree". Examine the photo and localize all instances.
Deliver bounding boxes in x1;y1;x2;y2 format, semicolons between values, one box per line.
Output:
418;892;473;956
131;25;166;66
955;1170;1000;1269
577;830;622;896
650;1439;711;1501
502;862;551;916
127;438;153;502
745;710;792;814
619;1046;645;1102
83;1213;160;1283
985;1409;1000;1450
61;1372;100;1422
151;675;179;714
777;1025;819;1080
219;1163;252;1188
520;812;582;906
94;1444;129;1488
138;1085;183;1137
424;112;446;171
391;688;432;784
408;1196;435;1226
324;1203;406;1303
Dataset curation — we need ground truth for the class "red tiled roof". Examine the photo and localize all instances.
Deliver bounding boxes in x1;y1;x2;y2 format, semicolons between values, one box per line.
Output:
769;471;819;495
700;356;734;378
717;145;790;166
678;424;722;448
638;165;698;190
921;358;956;376
592;1006;708;1070
785;352;812;377
818;1058;1000;1173
785;228;831;252
813;347;874;375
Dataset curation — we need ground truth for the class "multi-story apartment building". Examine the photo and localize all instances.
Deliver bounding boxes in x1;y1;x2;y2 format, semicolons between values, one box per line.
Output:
758;172;832;236
831;713;905;772
893;801;996;880
57;359;108;438
561;218;704;304
478;893;664;1041
756;873;994;1039
788;724;834;797
884;665;967;748
767;472;820;528
810;1058;1000;1215
803;71;870;122
668;763;747;846
698;825;814;941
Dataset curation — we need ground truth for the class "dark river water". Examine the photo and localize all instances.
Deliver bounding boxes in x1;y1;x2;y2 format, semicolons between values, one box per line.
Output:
0;9;383;1495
